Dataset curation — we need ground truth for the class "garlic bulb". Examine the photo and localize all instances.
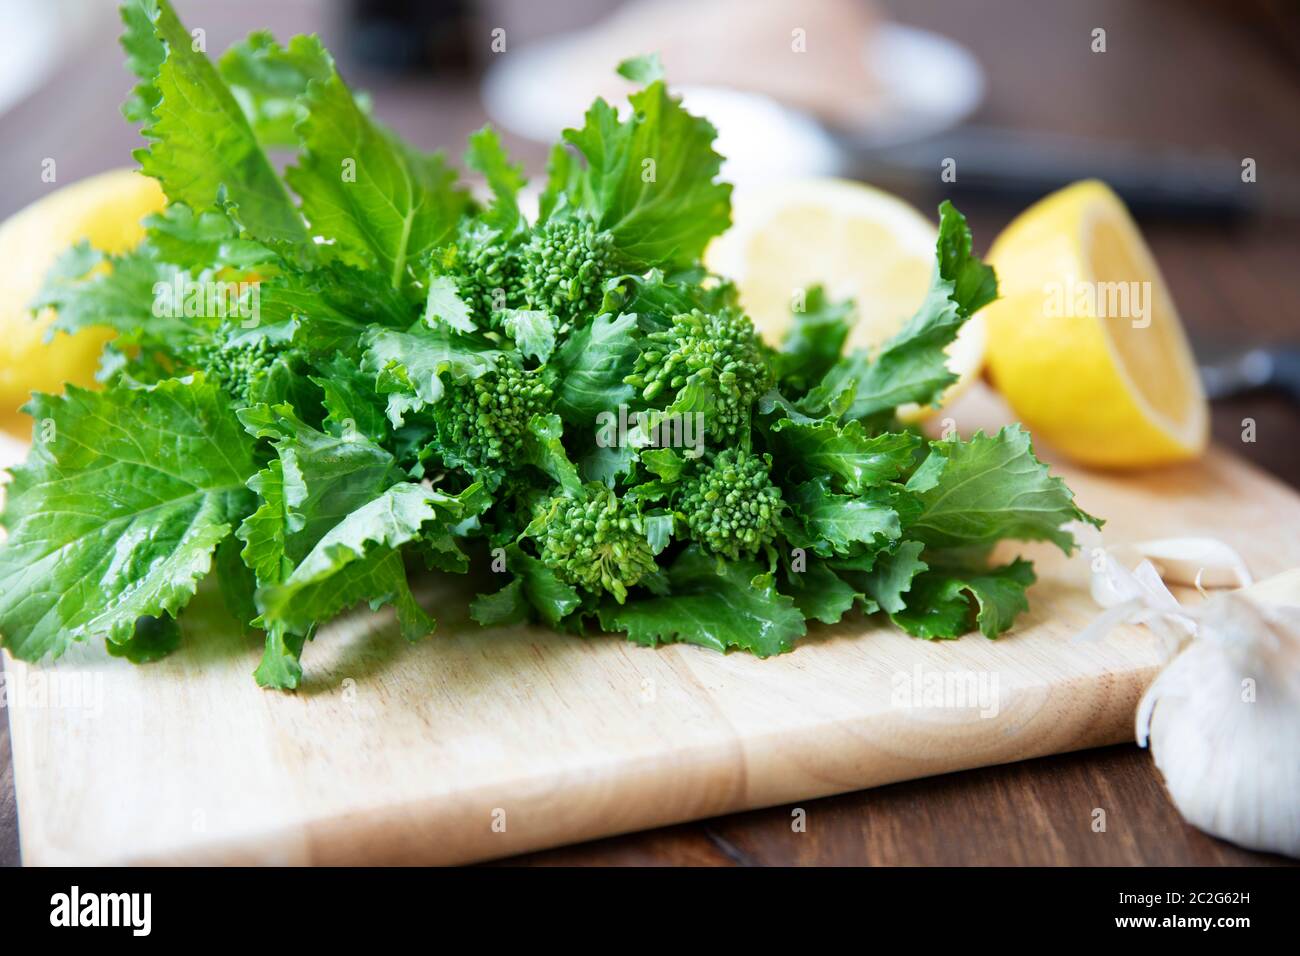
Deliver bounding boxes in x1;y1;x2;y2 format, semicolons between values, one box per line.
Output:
1081;539;1299;859
1137;589;1300;858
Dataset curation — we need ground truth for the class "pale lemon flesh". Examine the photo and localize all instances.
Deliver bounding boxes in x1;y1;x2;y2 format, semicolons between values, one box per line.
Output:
706;178;985;421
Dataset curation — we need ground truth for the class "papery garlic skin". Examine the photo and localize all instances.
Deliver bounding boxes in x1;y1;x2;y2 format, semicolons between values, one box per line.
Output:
1137;592;1300;858
1076;552;1194;652
1131;537;1253;589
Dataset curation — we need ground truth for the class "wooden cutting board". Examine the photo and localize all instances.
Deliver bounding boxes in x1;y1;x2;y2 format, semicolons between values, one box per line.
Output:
5;386;1300;865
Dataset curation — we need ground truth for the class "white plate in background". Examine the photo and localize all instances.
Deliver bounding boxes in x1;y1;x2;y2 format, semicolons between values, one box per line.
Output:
482;22;986;183
852;23;985;149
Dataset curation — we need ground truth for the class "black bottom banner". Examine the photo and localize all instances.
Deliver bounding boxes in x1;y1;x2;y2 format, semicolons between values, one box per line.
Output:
0;864;1290;941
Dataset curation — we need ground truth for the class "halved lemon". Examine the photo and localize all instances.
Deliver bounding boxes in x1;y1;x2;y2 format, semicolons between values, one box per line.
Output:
705;178;985;421
983;180;1208;468
0;168;165;436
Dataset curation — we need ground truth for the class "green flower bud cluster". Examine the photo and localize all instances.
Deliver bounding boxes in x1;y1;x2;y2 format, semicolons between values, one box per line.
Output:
677;449;784;560
189;336;279;406
536;488;657;603
436;361;552;470
520;218;616;320
625;307;772;439
433;231;520;323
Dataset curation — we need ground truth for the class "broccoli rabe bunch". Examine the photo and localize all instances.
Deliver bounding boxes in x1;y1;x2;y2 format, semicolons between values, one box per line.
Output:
0;4;1098;689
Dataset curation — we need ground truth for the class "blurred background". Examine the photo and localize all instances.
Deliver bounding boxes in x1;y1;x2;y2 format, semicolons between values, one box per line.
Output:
0;0;1297;478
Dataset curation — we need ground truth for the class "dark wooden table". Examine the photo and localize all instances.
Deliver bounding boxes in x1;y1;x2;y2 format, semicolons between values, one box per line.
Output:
1;0;1297;866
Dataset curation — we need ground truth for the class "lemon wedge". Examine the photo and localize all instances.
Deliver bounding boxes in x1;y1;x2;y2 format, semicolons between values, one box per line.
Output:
0;168;165;436
706;178;985;421
983;180;1208;468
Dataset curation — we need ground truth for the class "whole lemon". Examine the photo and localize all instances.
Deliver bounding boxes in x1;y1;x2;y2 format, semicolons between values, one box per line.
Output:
0;169;166;437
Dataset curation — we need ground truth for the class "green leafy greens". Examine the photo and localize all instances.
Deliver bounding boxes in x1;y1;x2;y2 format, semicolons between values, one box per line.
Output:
0;1;1100;688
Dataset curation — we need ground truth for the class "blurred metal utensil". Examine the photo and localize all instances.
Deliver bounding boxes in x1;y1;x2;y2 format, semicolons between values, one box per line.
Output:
838;126;1300;223
1200;347;1300;402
